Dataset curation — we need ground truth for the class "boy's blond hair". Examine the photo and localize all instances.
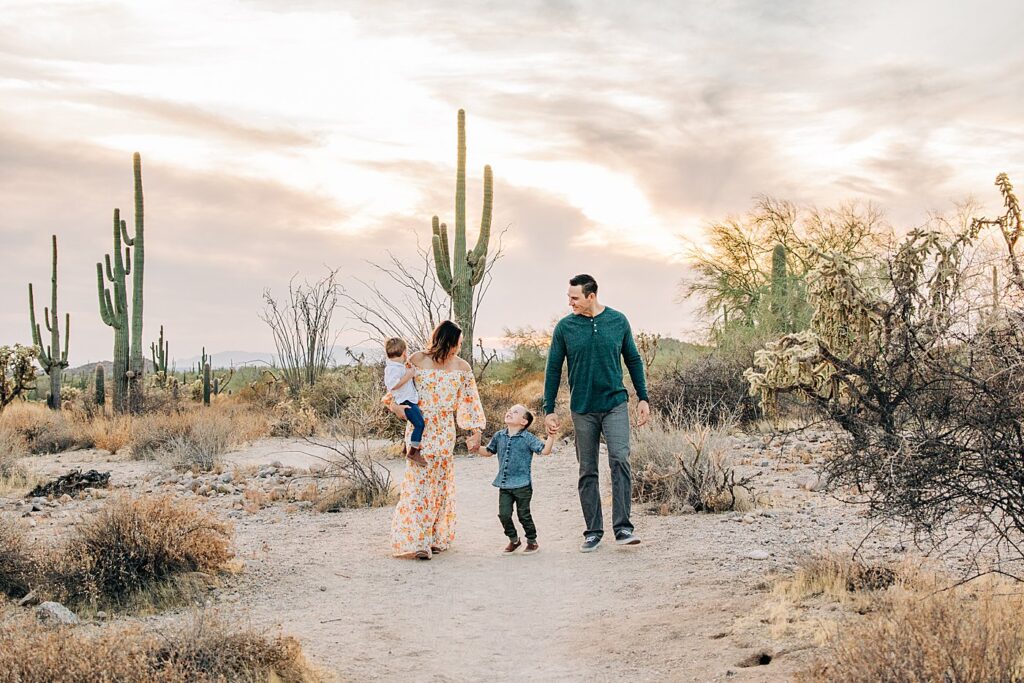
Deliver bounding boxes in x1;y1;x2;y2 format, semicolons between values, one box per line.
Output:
385;337;407;359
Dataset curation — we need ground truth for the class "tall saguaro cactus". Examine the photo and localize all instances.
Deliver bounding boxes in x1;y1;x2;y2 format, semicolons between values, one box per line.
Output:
431;109;493;363
97;152;146;414
28;235;70;409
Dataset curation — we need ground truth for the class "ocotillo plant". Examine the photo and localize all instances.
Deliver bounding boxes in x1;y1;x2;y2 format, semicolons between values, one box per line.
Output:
28;235;70;409
97;152;146;413
151;324;169;386
94;364;105;408
431;109;493;363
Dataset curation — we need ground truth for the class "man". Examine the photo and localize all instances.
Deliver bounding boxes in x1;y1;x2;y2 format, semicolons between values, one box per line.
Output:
544;274;650;553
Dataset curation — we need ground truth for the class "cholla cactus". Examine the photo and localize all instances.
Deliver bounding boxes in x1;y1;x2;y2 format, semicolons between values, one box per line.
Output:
0;344;37;411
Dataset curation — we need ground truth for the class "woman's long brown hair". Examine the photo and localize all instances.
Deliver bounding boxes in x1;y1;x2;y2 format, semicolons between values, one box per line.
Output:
427;320;462;363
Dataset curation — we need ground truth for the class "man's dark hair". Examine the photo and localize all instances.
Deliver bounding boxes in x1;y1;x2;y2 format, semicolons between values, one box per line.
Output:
569;274;598;297
523;409;535;429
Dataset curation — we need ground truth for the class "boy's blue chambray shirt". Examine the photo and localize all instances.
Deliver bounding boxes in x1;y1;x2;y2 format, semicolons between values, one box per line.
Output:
486;427;546;489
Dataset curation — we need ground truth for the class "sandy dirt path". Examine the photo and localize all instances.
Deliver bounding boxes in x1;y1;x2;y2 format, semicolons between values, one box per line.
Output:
225;444;845;682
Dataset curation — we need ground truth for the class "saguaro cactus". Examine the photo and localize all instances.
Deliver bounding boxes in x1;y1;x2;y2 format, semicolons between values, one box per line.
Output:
769;243;789;332
151;324;169;385
28;235;70;409
202;362;212;406
431;109;493;363
94;365;106;408
97;153;145;413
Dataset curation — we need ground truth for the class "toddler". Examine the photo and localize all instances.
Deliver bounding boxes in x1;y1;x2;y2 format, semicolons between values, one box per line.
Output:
384;338;426;466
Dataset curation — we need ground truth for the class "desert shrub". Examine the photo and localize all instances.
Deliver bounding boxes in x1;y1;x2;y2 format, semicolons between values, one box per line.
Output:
649;348;760;425
268;401;320;437
0;612;321;683
87;416;133;454
798;590;1024;683
631;410;755;513
0;522;36;599
301;369;361;418
127;412;191;460
748;180;1024;569
52;494;232;609
774;553;901;607
128;406;267;470
0;402;86;454
307;437;394;511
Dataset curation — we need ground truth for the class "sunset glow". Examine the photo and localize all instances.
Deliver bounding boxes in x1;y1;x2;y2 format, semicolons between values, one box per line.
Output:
2;0;1022;363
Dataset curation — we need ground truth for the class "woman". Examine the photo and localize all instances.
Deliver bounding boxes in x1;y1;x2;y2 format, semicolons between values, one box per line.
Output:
390;321;485;560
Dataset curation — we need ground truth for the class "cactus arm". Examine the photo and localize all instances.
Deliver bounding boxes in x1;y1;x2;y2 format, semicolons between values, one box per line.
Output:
124;245;131;276
97;264;115;327
431;216;453;295
62;313;69;364
44;307;52;333
104;254;114;282
469;164;493;286
29;283;52;367
120;217;135;247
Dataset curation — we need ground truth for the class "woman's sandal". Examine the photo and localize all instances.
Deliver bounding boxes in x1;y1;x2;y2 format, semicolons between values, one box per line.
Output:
414;550;431;561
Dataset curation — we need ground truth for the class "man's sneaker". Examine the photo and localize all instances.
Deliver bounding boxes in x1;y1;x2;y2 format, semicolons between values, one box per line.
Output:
503;539;522;553
615;530;641;546
580;535;601;553
523;541;539;555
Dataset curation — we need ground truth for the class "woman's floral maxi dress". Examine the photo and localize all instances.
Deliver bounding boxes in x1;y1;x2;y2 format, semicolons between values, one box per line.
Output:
390;368;485;558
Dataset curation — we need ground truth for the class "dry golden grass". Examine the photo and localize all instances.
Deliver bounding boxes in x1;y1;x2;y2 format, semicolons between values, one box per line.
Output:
50;494;233;611
0;522;35;599
0;402;87;454
86;415;133;454
0;611;323;683
127;404;269;471
797;587;1024;682
313;482;396;512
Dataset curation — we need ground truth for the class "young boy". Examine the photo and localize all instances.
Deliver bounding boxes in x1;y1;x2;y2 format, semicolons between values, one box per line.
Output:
473;404;555;555
384;338;427;467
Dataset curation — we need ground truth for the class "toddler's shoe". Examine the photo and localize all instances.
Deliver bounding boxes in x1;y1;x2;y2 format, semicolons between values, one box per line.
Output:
406;446;427;466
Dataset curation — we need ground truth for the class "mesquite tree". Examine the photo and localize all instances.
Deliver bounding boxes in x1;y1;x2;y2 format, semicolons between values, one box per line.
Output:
431;109;493;363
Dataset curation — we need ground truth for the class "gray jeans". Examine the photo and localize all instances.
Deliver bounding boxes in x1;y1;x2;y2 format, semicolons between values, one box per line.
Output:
571;401;632;539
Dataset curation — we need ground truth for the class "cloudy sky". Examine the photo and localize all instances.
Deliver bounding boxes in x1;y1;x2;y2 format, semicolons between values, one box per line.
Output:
2;0;1022;364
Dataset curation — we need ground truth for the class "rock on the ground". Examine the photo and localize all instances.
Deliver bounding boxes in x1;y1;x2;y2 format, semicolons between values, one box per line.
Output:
36;601;79;626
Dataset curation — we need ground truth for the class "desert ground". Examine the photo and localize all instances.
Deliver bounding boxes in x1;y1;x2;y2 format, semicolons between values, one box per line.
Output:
2;426;922;682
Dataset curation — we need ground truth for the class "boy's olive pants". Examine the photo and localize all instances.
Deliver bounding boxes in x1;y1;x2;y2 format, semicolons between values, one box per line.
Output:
498;485;536;542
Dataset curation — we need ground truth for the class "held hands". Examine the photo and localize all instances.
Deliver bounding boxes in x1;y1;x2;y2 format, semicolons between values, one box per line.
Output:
465;430;481;454
544;413;561;436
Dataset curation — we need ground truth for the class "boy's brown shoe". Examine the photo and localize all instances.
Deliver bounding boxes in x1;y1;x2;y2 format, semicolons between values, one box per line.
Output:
503;539;522;553
523;542;539;555
407;446;427;467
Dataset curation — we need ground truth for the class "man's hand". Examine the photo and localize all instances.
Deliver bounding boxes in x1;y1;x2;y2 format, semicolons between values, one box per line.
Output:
545;413;561;435
634;400;650;428
387;401;409;419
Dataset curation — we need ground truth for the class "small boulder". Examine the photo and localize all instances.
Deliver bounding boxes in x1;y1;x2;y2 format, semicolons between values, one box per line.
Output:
36;602;79;626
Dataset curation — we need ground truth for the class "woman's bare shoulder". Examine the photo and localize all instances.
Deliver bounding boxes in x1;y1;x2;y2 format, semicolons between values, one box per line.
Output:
409;351;428;366
453;358;472;373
